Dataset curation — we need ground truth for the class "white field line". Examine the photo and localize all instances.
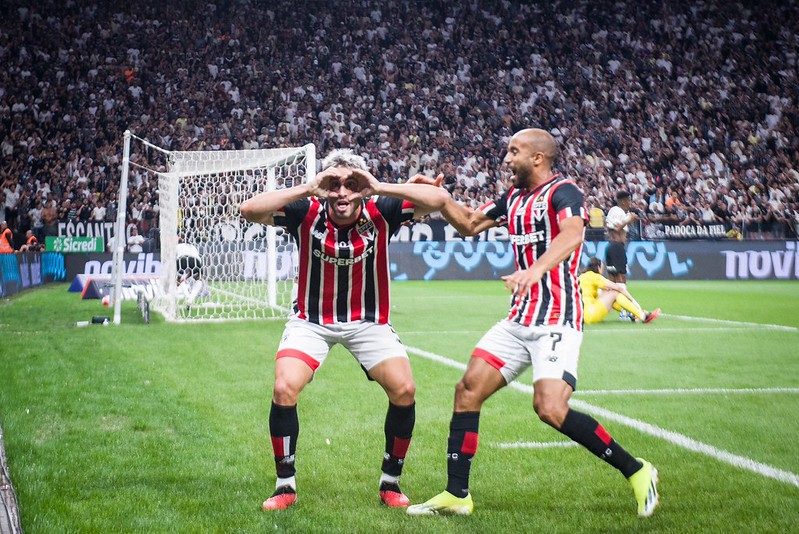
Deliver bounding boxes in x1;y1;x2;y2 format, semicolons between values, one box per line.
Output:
403;327;787;335
402;330;485;335
663;313;799;332
576;388;799;395
402;313;798;337
405;345;799;489
584;327;778;334
568;398;799;489
495;441;579;449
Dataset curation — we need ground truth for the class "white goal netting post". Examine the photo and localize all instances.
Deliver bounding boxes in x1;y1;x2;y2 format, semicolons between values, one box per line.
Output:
110;130;315;323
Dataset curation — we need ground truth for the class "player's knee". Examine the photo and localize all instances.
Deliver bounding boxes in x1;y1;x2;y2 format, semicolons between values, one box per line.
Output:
453;377;483;410
380;373;415;405
454;378;469;400
272;376;304;405
391;379;416;405
533;398;568;428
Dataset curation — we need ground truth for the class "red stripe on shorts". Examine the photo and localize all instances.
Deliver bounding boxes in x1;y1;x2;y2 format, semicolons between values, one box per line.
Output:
472;347;505;371
461;431;479;455
277;348;320;371
594;424;612;445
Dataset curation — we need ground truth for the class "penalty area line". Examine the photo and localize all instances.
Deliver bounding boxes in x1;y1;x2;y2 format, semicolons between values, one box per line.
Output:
494;441;579;449
406;345;799;489
663;313;798;332
584;327;784;334
576;387;799;395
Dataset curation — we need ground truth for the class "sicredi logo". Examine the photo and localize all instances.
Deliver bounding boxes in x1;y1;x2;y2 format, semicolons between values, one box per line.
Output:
46;236;105;253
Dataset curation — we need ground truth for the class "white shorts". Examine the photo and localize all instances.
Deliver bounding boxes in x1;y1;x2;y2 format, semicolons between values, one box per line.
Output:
277;317;409;373
472;320;583;389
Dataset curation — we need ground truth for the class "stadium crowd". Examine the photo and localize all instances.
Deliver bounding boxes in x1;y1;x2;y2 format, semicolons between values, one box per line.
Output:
1;0;798;249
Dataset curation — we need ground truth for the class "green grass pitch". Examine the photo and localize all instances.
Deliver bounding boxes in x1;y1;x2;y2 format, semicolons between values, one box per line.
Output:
1;280;798;533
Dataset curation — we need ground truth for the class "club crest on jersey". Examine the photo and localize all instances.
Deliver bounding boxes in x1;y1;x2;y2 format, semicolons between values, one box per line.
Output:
356;217;375;239
532;196;548;219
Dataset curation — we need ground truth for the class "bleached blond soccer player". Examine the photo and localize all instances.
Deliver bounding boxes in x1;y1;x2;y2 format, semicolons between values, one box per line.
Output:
240;149;448;511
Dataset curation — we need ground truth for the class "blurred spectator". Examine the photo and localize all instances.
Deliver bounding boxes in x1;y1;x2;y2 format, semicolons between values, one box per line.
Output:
0;220;13;253
19;229;41;252
127;227;145;253
41;200;59;238
92;199;107;223
0;0;796;241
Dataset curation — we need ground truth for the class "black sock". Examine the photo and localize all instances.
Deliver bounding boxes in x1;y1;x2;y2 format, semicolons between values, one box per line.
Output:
445;411;480;498
381;402;415;477
559;409;642;478
269;402;299;479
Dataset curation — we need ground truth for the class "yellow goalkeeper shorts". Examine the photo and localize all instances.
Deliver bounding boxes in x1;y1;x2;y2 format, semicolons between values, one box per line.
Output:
583;300;610;324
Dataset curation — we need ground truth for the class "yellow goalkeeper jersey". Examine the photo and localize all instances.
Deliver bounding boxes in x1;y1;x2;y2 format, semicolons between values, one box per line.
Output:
578;270;610;304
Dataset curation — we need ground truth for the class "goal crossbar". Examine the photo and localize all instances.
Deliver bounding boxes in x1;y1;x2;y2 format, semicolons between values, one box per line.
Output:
110;130;314;324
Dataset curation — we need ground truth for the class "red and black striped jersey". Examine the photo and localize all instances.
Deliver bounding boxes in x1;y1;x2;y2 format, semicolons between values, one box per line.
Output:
274;196;414;325
478;174;588;329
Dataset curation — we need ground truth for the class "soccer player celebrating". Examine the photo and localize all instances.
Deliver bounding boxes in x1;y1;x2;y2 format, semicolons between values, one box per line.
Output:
406;129;659;518
240;149;448;511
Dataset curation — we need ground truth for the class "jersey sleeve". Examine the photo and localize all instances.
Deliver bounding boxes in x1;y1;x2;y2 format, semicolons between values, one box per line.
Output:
580;271;609;299
595;272;610;290
272;198;311;232
477;189;509;223
374;196;415;234
551;182;588;225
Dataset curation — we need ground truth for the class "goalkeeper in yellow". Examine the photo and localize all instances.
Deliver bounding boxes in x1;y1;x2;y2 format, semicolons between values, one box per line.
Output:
579;257;660;324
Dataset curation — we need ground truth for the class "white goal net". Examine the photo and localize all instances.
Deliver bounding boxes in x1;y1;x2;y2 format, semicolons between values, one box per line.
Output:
110;131;315;323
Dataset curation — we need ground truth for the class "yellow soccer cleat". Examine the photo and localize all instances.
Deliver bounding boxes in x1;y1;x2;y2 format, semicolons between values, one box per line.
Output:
628;458;659;517
406;490;474;516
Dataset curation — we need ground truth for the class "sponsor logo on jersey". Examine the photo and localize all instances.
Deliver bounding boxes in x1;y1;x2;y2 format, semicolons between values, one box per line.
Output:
509;230;545;245
313;244;374;265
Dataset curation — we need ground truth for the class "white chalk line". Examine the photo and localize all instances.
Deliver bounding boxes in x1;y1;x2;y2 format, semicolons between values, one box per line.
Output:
576;387;799;395
401;312;798;336
405;345;799;488
403;327;790;335
494;441;579;449
663;313;798;332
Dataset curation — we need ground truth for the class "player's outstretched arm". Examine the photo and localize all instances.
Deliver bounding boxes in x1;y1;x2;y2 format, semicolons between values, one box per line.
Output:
406;173;444;188
240;183;313;225
406;173;496;234
239;180;322;225
240;167;353;225
441;197;496;236
351;169;450;217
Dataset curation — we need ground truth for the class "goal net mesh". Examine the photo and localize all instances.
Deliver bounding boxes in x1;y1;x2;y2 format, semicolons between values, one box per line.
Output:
148;144;314;322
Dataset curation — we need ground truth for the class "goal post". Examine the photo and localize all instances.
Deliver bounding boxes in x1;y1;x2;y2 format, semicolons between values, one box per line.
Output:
111;130;133;325
110;131;315;323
